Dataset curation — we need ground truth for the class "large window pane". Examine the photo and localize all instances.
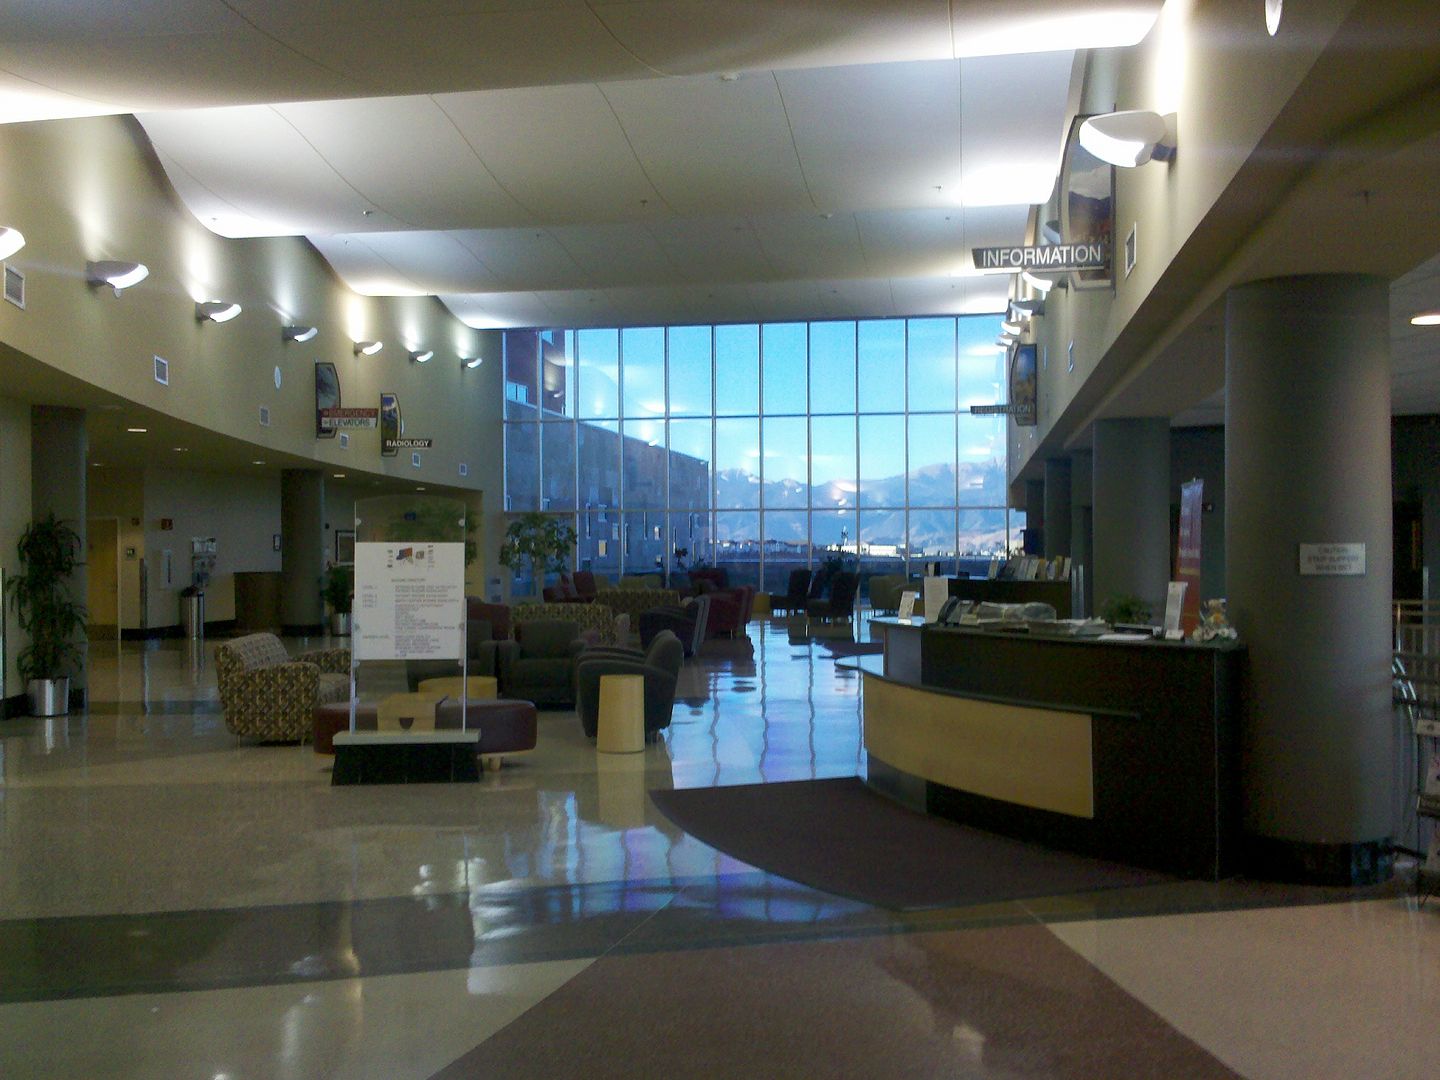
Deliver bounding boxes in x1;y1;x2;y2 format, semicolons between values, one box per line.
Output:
622;510;667;578
958;316;1006;409
715;323;759;415
505;421;538;511
540;422;575;511
958;507;1010;564
811;508;857;556
668;325;712;417
858;415;905;508
1007;509;1027;555
715;417;760;509
670;511;711;577
859;510;905;588
810;321;855;414
713;511;760;588
762;322;807;415
761;416;807;507
857;319;905;413
621;326;665;419
910;508;958;575
503;330;538;409
957;415;1006;506
540;330;573;417
908;414;956;507
621;418;665;510
809;415;855;510
907;317;956;414
667;419;712;509
577;328;619;419
579;506;620;582
761;510;809;592
577;420;620;508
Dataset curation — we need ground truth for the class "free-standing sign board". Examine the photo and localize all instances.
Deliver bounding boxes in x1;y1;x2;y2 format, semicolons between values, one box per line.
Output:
1177;479;1203;634
353;541;464;661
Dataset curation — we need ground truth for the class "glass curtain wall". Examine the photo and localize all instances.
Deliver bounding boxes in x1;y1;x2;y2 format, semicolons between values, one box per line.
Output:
502;317;1020;594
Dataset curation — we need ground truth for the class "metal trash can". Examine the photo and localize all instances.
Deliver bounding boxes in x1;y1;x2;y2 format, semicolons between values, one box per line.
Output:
181;587;205;639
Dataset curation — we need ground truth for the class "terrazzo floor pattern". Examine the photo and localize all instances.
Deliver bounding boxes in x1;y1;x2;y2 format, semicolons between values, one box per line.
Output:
1;616;1437;1078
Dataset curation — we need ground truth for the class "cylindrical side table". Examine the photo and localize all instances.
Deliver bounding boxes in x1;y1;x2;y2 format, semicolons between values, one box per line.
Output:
597;673;645;753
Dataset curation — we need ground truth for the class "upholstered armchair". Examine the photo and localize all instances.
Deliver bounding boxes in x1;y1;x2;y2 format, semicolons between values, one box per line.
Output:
215;632;350;742
496;619;587;707
768;568;812;615
866;574;913;614
575;630;685;738
807;572;860;622
706;585;755;638
638;594;711;657
512;602;617;646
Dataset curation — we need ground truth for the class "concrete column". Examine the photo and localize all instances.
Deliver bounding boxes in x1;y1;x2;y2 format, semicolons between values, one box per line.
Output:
1226;274;1393;884
1043;457;1072;559
1070;449;1093;617
280;469;325;634
1023;479;1045;554
1092;418;1170;619
30;406;88;697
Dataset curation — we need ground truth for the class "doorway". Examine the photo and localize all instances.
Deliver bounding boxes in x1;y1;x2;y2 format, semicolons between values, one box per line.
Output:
87;517;120;639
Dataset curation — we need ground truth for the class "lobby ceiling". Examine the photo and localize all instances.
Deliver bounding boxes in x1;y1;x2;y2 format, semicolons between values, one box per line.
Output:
0;1;1167;329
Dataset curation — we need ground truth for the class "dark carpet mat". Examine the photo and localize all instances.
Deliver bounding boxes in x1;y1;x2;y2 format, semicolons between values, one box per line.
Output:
649;777;1171;911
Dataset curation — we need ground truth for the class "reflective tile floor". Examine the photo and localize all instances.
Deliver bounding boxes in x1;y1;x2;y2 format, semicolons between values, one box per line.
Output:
2;616;1438;1078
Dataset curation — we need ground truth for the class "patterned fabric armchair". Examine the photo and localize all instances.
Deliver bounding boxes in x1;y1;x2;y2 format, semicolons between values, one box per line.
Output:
215;632;349;742
512;601;617;646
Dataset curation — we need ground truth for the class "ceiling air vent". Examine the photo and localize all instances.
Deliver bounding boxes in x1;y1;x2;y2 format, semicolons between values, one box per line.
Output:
3;264;23;309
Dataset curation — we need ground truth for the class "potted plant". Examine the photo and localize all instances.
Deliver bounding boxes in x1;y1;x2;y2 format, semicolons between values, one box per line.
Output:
1099;593;1153;626
321;563;353;636
498;512;577;597
6;512;87;716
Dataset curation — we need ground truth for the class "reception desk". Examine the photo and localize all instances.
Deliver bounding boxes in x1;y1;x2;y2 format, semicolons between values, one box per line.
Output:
861;619;1244;879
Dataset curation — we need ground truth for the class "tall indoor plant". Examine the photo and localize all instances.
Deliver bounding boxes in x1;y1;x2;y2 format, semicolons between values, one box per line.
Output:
6;512;87;716
498;512;577;597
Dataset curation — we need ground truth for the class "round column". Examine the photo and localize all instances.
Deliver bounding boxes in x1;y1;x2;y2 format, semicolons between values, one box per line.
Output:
1226;274;1393;884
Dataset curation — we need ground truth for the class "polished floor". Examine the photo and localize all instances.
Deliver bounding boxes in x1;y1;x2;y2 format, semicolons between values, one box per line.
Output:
1;616;1437;1078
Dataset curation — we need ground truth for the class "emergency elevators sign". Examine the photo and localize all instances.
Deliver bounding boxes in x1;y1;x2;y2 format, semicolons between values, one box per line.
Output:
971;243;1109;273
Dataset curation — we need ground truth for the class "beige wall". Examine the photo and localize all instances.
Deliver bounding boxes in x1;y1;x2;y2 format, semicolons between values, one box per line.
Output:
0;398;33;695
86;466;145;629
0;113;507;651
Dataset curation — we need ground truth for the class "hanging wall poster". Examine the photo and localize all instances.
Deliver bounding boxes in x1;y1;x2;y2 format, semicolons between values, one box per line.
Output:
379;392;399;457
1009;344;1037;427
315;363;340;440
1177;479;1204;634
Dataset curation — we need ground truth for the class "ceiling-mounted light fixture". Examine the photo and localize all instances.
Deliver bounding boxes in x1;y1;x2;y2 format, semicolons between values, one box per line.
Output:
409;349;433;364
282;324;318;343
1079;110;1177;167
1410;311;1440;326
353;340;382;356
195;300;242;323
1022;271;1066;294
1265;0;1283;36
0;226;24;261
86;259;149;294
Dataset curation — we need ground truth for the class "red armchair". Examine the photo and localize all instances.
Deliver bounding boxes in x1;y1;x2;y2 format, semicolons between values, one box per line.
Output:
705;585;755;638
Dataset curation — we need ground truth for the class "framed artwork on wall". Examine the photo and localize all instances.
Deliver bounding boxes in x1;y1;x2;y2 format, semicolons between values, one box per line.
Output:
335;529;355;565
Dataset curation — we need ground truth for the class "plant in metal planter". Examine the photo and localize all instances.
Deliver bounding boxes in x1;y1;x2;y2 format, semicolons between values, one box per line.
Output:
321;563;353;635
498;512;577;597
6;512;87;716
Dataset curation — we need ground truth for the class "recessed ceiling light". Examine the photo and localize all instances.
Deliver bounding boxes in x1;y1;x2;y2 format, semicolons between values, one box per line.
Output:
332;473;346;478
1410;311;1440;326
91;462;104;468
126;427;147;433
173;447;189;452
252;460;265;465
415;486;427;491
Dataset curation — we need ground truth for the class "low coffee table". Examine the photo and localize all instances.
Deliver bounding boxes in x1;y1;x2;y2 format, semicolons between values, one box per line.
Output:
314;697;538;768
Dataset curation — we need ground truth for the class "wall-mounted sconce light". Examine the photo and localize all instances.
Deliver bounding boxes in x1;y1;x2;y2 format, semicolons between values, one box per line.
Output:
0;226;25;261
282;324;318;343
1079;110;1176;167
195;300;242;323
1010;297;1045;319
409;349;433;364
353;340;383;356
86;259;149;295
1000;320;1024;336
462;356;483;369
1265;0;1283;36
1022;271;1066;294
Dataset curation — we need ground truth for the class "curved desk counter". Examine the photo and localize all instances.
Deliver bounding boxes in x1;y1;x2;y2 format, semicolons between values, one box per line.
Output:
859;618;1244;879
